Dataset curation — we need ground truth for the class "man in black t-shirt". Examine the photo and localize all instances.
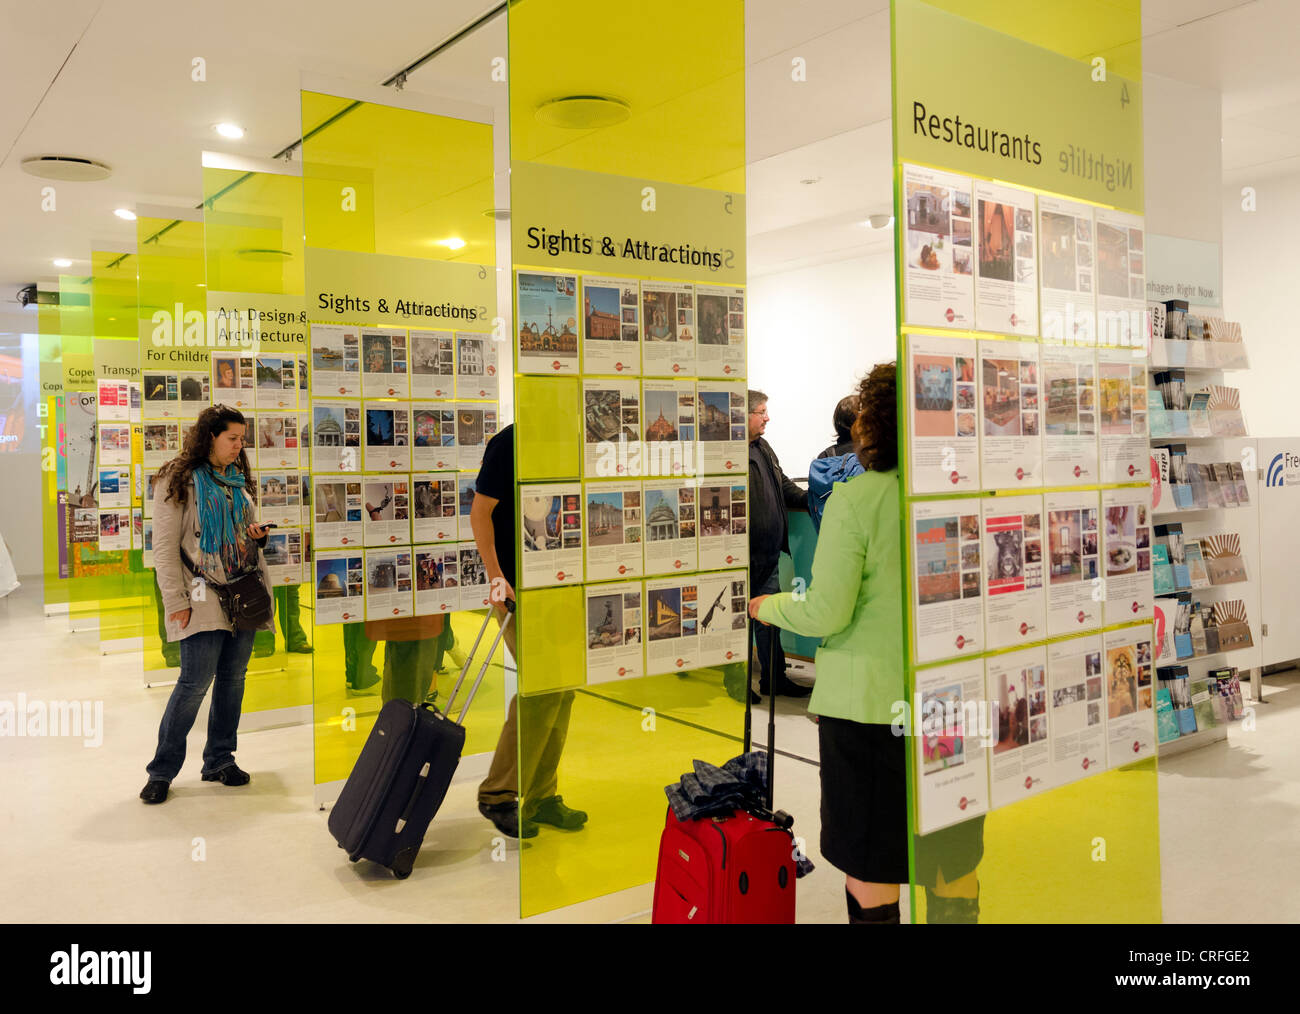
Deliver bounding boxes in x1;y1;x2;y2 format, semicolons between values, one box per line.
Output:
472;425;586;839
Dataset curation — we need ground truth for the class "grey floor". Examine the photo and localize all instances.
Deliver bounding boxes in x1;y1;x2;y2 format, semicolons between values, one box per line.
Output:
1;581;1293;923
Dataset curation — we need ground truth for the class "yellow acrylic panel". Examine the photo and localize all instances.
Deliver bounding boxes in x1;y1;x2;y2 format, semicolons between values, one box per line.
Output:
517;586;585;695
515;375;581;481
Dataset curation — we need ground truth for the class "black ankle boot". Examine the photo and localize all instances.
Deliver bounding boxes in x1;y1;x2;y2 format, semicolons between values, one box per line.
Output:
846;888;900;924
925;886;980;923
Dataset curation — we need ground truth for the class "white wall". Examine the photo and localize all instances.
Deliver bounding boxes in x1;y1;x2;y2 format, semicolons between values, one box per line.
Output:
1222;171;1300;438
747;250;897;475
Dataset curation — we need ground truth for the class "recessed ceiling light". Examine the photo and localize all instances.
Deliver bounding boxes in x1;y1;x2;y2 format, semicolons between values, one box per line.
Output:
439;238;467;251
536;96;631;129
214;123;245;139
863;214;894;230
53;258;73;268
114;208;136;221
800;177;821;186
236;248;292;262
482;208;511;221
20;156;112;182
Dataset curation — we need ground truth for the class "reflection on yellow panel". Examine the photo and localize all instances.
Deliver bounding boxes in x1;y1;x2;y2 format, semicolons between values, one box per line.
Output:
518;670;743;918
515;376;581;481
518;586;585;695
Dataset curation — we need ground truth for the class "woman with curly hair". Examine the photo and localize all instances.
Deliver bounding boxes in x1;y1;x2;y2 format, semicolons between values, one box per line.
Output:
140;405;274;805
749;362;984;924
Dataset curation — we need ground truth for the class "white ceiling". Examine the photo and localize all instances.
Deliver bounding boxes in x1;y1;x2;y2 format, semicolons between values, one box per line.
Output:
2;0;1299;313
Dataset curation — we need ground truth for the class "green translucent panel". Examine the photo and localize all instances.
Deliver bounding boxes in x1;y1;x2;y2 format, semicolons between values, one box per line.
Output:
517;586;586;695
515;376;581;481
894;0;1156;923
510;0;747;919
518;670;743;918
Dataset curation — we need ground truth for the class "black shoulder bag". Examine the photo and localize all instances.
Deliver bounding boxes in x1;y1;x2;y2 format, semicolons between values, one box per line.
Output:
180;544;273;631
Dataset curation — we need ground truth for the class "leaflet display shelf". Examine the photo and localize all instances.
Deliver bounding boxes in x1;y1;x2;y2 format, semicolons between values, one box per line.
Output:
1148;307;1263;739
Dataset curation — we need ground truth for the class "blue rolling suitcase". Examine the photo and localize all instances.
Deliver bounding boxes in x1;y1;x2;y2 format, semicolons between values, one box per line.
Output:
327;602;512;879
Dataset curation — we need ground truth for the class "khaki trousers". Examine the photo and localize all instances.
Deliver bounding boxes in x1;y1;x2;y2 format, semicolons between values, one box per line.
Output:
477;602;576;814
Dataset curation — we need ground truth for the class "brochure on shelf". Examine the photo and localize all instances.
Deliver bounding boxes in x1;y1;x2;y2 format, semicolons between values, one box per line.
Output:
1188;676;1218;732
584;479;644;582
1047;633;1107;787
697;479;748;571
981;494;1046;649
1104;624;1157;768
581;274;642;376
142;370;210;419
408;329;456;400
1040;343;1098;485
641;280;696;377
645;575;700;675
361;477;411;547
97;422;132;467
1157;665;1196;735
264;527;305;587
360;329;408;398
901;163;974;328
517;270;579;375
96;379;131;422
1097;347;1149;482
411;472;459;544
905;332;979;494
454;402;497;473
973;180;1038;337
253;354;300;410
695;569;749;667
1101;486;1154;625
413;543;460;615
1093;208;1146;348
315;549;366;624
310;400;361;474
694;284;746;378
1154;523;1191;590
1184;539;1210;589
913;657;990;834
641;378;696;477
256;471;302;528
142;421;180;468
1201;533;1247;585
364;547;413;620
312;478;363;548
696;379;748;474
1037;194;1096;346
1210;600;1254;651
1147;387;1171;438
97;508;131;552
583;377;641;477
519;482;583;588
910;498;984;664
1155;687;1179;743
987;645;1053;809
362;401;412;473
455;332;499;401
410;402;458;472
978;339;1041;489
253;411;300;470
97;466;131;509
641;478;699;577
310;324;361;398
1166;444;1195;509
585;581;645;684
1044;489;1102;636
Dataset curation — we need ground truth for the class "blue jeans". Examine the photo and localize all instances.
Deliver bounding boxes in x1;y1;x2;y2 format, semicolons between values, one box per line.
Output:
145;628;256;783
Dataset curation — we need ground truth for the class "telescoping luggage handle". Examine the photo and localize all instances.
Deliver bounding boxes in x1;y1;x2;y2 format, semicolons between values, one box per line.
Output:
439;598;515;726
746;616;779;812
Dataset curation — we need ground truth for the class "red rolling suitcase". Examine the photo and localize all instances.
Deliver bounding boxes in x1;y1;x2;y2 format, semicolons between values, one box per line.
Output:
328;603;511;879
651;619;799;923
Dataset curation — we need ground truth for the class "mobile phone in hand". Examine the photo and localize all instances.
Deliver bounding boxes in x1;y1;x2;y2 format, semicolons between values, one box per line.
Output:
260;523;278;529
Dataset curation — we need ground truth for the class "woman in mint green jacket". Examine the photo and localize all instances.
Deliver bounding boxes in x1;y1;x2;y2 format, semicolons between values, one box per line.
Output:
749;363;982;924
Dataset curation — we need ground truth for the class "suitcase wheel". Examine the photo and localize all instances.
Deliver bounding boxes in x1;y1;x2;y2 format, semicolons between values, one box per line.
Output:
390;847;417;880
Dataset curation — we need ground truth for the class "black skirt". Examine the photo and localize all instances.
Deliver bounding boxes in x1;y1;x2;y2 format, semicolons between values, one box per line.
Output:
818;716;985;885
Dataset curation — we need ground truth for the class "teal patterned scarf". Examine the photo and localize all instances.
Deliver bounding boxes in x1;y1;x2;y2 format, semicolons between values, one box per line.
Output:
193;463;257;579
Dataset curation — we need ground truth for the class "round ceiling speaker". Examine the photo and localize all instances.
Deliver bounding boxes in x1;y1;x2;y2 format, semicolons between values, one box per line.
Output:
535;96;631;129
20;156;112;182
482;208;511;220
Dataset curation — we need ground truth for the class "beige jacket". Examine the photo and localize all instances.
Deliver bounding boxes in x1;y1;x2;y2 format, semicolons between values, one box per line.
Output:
152;469;275;643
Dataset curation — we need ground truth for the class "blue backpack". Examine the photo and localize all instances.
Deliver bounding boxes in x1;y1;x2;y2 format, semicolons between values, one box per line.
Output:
807;452;864;531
